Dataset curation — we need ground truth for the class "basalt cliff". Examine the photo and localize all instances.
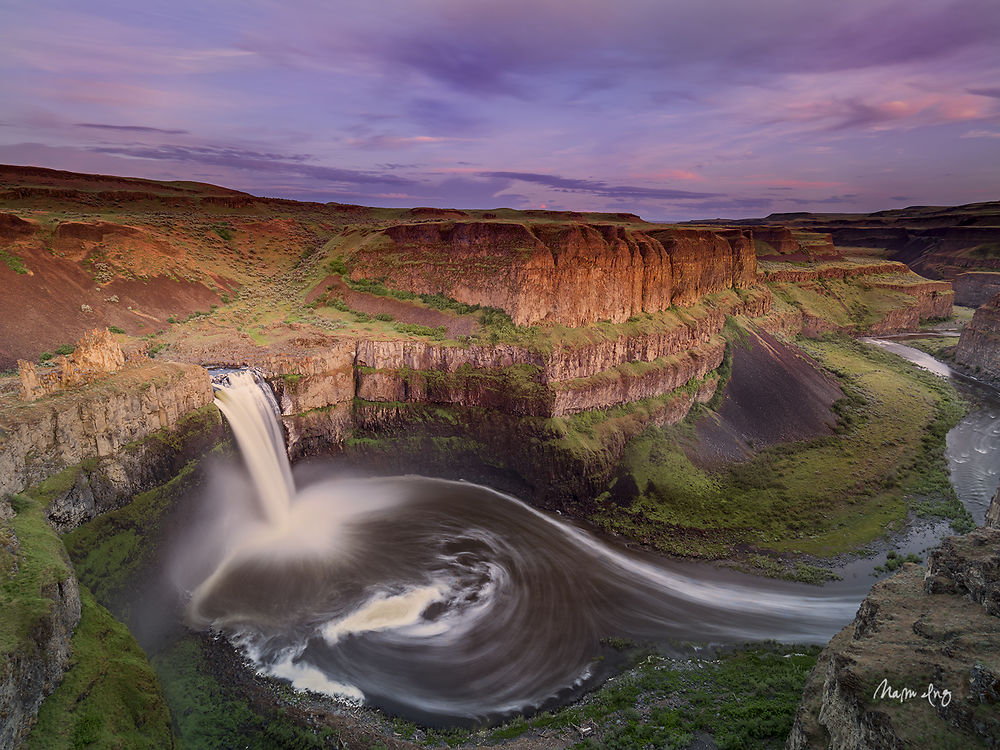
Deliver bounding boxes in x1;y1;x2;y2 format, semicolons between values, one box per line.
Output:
344;221;756;326
955;291;1000;382
787;528;1000;749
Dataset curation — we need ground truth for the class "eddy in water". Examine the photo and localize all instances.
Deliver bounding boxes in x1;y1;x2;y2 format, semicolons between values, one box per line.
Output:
181;370;860;725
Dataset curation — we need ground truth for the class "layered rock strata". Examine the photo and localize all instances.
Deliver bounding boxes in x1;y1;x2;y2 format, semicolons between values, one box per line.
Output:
955;292;1000;380
0;362;214;504
787;530;1000;749
954;272;1000;308
346;222;757;326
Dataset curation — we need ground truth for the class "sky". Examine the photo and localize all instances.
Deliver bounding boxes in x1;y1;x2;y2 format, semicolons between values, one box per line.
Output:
1;0;999;221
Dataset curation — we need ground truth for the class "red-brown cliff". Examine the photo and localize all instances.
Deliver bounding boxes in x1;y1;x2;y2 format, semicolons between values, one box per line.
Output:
347;221;757;327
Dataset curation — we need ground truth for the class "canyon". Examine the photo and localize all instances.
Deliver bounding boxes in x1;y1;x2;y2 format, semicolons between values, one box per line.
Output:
0;165;995;749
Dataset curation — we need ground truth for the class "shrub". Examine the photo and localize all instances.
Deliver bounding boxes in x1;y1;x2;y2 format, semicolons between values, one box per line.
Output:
374;313;394;322
0;248;28;274
108;326;125;335
55;344;75;355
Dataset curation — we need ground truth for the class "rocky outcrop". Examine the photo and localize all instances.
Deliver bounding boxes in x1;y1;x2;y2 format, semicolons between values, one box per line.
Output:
17;328;145;401
752;226;801;255
955;292;1000;380
954;272;1000;308
787;531;1000;750
924;528;1000;616
51;220;153;261
0;362;214;504
551;339;724;415
347;222;757;326
987;486;1000;529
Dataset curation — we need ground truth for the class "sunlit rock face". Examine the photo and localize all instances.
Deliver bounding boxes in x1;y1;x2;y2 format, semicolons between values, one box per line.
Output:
346;222;757;327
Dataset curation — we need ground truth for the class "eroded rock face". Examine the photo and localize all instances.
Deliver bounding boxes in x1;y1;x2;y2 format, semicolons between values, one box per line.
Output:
787;531;1000;750
954;272;1000;308
923;528;1000;616
17;328;143;401
0;362;214;502
348;222;757;326
955;292;1000;381
0;519;81;750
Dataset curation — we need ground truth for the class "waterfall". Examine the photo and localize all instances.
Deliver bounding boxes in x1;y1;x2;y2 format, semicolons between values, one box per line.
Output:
211;369;294;524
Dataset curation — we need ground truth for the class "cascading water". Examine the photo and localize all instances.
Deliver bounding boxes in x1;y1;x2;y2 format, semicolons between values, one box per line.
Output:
210;370;294;524
188;369;867;725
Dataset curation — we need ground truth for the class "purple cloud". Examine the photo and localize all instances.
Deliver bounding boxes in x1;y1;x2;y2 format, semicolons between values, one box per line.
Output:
76;123;190;135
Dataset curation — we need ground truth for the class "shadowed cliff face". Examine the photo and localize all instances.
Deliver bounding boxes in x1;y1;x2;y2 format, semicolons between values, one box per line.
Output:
955;292;1000;381
347;222;757;326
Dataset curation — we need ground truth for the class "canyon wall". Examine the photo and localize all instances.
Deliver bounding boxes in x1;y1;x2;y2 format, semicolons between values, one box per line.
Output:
0;362;216;529
233;291;771;458
954;272;1000;308
787;529;1000;750
346;222;757;327
955;292;1000;381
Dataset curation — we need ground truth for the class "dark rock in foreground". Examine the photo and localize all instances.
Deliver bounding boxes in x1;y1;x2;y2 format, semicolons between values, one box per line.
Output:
787;528;1000;749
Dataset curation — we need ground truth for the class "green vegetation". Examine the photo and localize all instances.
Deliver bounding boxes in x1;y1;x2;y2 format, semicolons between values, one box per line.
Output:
211;223;233;241
394;322;446;339
769;277;916;331
152;636;338;749
969;241;1000;259
282;373;302;385
874;550;921;574
108;326;126;335
0;494;73;655
590;335;972;566
483;644;821;750
55;344;75;356
1;247;29;274
25;587;174;750
63;406;222;606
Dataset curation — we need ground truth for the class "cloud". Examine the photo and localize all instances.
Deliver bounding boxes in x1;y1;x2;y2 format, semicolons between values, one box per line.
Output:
479;171;722;201
961;130;1000;138
88;143;417;186
75;123;190;135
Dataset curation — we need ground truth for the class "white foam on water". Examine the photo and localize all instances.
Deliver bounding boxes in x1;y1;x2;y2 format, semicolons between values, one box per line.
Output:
322;584;448;644
268;655;365;705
